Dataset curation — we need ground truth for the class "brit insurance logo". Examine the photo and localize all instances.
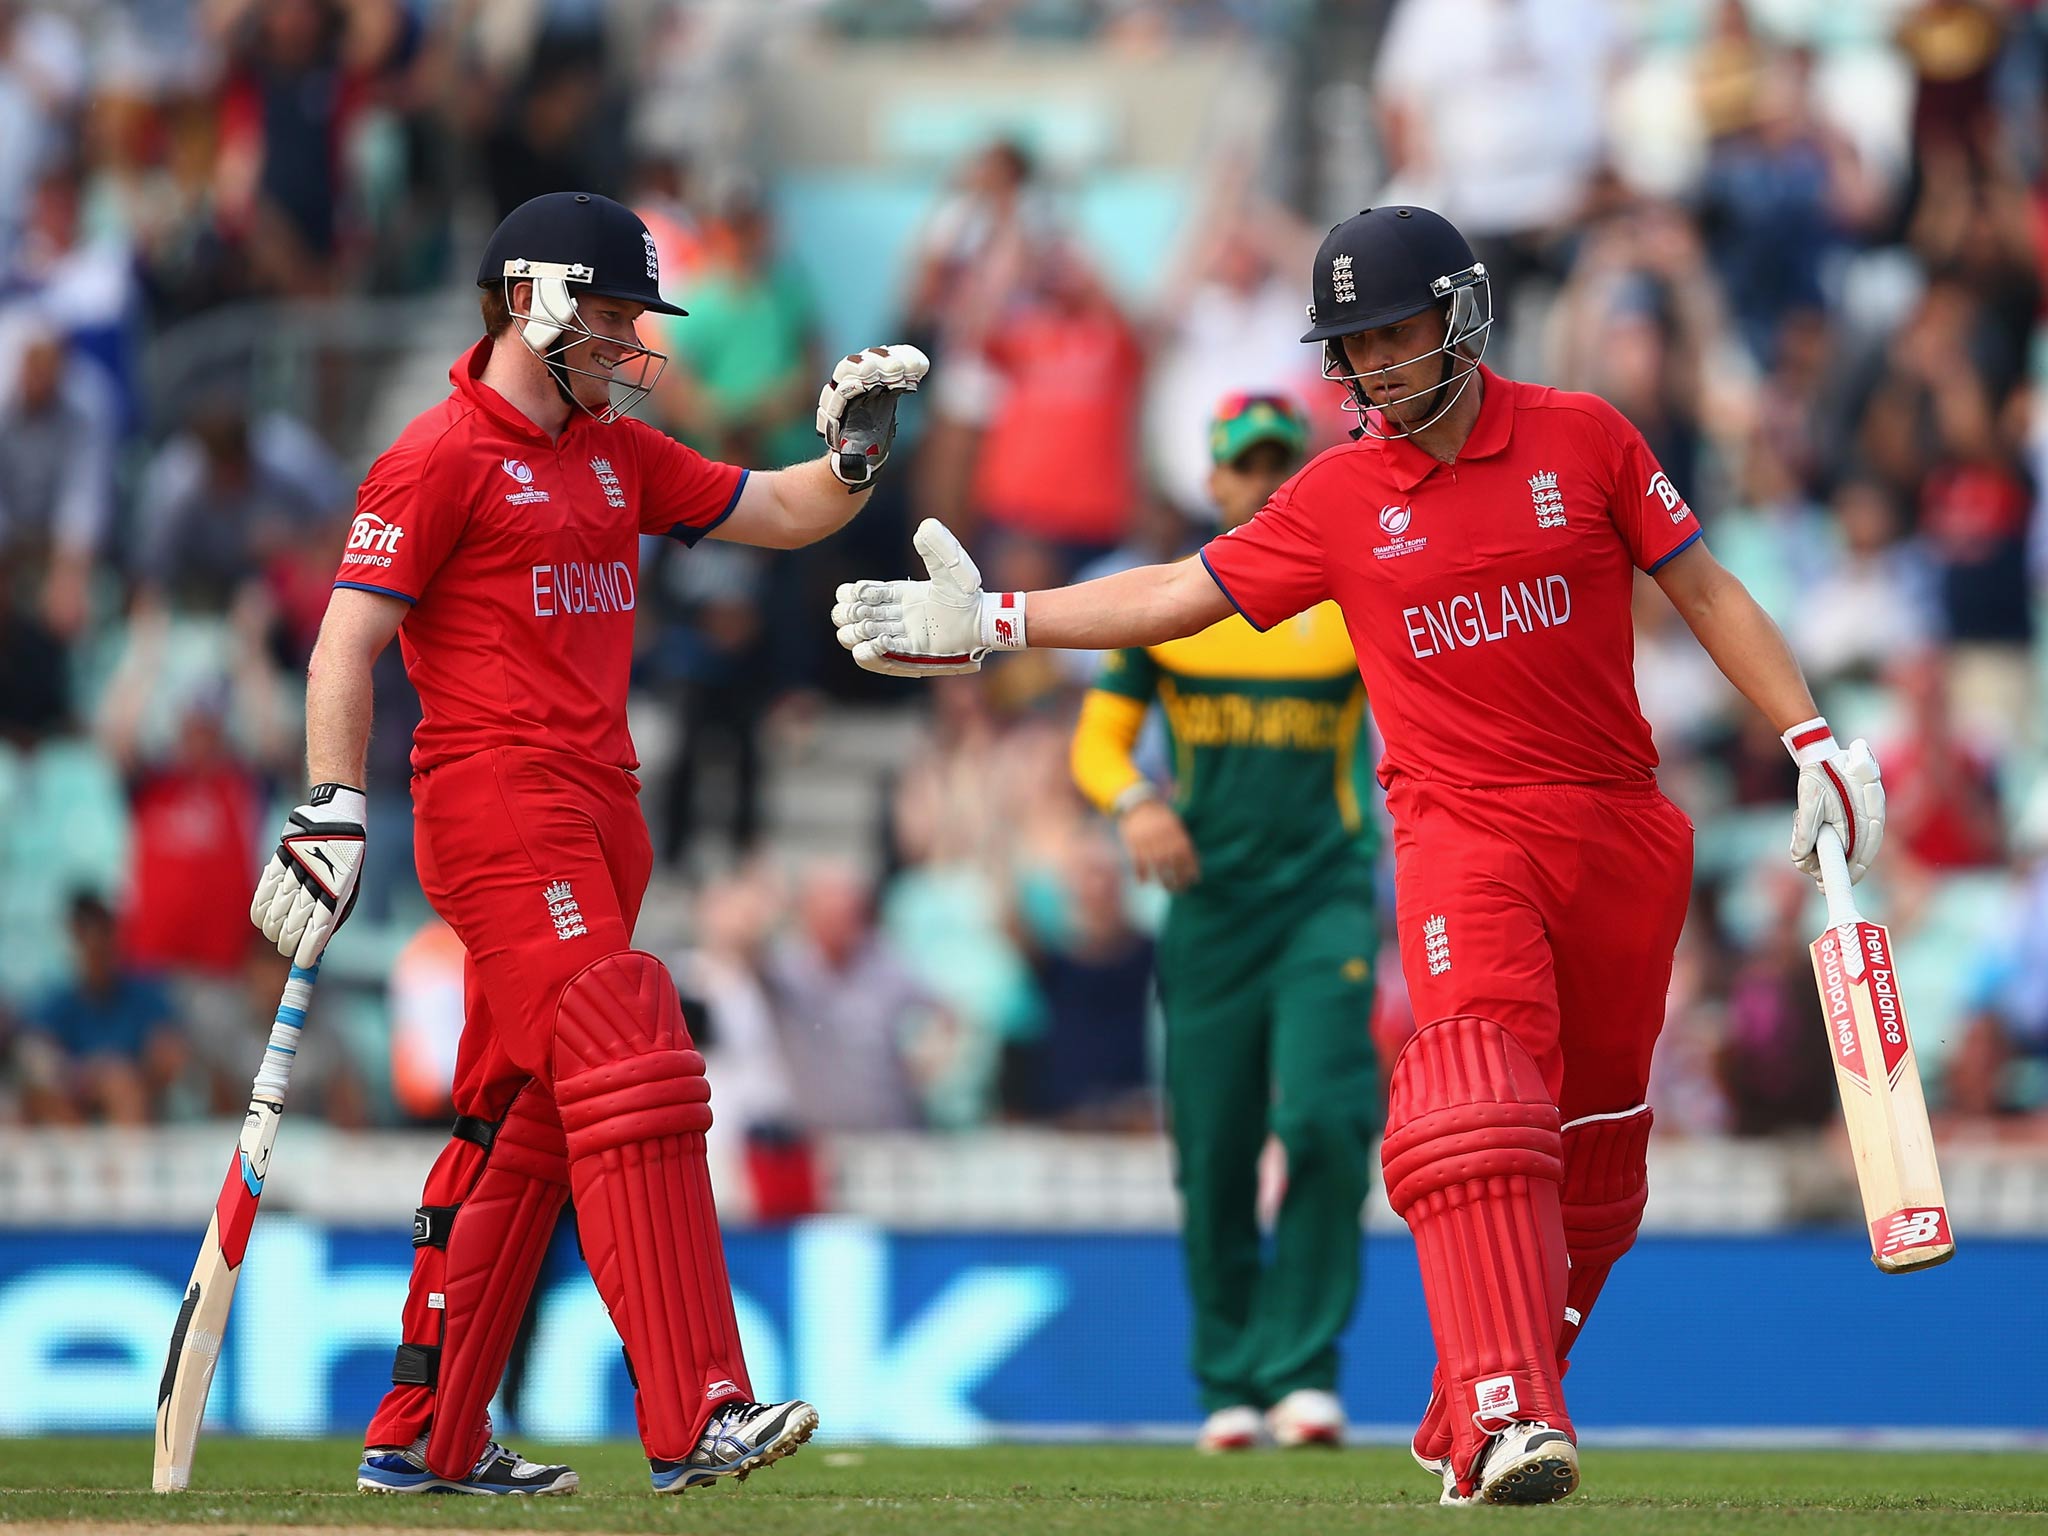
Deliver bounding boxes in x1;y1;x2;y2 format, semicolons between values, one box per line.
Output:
1529;469;1567;529
1646;471;1689;525
501;458;551;506
344;511;404;567
1375;502;1427;561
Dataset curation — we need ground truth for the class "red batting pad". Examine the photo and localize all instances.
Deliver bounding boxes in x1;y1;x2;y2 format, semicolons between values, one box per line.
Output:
1382;1014;1568;1491
554;952;750;1460
1558;1104;1653;1362
365;1087;571;1476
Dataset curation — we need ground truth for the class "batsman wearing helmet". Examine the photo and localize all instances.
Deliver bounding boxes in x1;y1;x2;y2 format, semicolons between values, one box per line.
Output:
832;206;1887;1505
250;191;928;1496
1069;392;1379;1454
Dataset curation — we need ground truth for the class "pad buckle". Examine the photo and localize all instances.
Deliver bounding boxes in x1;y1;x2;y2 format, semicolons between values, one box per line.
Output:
391;1342;439;1387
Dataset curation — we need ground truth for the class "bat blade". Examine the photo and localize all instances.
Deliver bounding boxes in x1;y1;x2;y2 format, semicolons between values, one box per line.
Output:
152;1101;281;1491
1809;912;1954;1274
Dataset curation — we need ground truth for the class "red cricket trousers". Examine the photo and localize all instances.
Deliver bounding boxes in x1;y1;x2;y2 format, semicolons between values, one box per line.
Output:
1389;778;1693;1118
367;747;750;1472
1383;778;1692;1488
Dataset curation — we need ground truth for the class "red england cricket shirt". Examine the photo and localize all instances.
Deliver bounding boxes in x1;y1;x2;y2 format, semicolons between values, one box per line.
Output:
333;339;747;773
1200;366;1701;789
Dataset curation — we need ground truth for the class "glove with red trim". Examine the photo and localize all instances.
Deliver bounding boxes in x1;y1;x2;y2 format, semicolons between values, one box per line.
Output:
1784;719;1885;885
251;784;366;967
831;519;1026;678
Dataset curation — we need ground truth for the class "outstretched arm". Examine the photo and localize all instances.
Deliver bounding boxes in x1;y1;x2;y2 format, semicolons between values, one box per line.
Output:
1652;540;1816;733
1024;558;1234;649
1655;540;1887;881
833;520;1231;674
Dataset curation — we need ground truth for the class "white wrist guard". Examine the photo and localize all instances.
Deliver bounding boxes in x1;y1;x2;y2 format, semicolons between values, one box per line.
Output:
978;591;1027;651
1781;716;1839;766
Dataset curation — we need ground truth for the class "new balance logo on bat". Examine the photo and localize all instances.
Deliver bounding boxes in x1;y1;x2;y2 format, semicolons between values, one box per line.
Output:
1877;1207;1949;1255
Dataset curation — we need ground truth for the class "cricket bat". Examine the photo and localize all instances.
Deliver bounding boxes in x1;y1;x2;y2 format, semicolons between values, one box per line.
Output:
1807;827;1954;1273
153;962;320;1491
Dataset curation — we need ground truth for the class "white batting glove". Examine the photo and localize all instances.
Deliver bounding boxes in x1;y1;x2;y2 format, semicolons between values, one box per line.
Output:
1784;720;1885;885
831;519;1026;677
251;784;366;967
816;343;930;490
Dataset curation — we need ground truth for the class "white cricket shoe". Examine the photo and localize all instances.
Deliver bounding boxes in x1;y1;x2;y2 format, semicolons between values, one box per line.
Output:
1413;1443;1472;1506
1266;1389;1345;1448
1195;1405;1262;1453
1476;1420;1578;1505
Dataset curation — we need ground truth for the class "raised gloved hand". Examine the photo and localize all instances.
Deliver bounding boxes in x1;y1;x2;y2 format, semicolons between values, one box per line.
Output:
1783;719;1885;885
831;519;1025;677
816;344;930;491
251;784;366;967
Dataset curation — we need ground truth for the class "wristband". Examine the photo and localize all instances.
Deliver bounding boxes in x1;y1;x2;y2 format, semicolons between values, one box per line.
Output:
1110;780;1159;818
1780;717;1839;767
308;783;369;822
978;591;1027;651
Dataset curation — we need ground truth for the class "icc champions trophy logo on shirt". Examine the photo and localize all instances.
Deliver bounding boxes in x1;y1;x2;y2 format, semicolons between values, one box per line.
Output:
501;458;550;506
1376;503;1427;562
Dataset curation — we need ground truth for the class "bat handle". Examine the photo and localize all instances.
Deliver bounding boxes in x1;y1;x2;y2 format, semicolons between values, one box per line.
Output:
250;962;320;1102
1816;824;1861;929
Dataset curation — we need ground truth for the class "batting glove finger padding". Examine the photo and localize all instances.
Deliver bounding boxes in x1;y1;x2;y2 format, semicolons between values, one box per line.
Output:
816;343;930;490
252;784;367;968
1784;723;1885;885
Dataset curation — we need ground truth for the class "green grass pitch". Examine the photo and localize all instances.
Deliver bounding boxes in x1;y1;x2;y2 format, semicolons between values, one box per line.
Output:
1;1439;2044;1533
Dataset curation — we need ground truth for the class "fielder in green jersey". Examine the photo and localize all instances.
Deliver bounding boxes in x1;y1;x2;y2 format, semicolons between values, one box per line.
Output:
1071;393;1381;1452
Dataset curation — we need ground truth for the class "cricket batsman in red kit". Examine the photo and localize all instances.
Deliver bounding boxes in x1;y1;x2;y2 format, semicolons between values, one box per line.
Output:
248;191;930;1496
831;206;1888;1505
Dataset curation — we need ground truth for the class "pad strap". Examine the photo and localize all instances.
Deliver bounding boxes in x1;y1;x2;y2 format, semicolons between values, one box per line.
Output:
391;1342;438;1387
411;1205;460;1249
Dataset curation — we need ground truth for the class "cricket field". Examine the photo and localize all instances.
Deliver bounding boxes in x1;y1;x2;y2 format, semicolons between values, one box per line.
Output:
1;1439;2044;1533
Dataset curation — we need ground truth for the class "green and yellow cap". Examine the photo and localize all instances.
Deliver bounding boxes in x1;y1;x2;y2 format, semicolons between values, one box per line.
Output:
1209;390;1309;467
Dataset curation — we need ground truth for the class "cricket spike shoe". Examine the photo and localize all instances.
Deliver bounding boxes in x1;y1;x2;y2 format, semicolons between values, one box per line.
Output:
1266;1389;1346;1449
1476;1420;1579;1505
649;1398;819;1492
1195;1405;1263;1453
357;1436;578;1495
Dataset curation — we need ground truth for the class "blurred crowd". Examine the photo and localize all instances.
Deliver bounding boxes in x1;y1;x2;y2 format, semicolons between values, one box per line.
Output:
4;0;2048;1166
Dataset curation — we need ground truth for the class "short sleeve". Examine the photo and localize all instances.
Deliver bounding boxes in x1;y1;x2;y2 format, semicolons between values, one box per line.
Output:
627;419;748;546
1090;646;1160;703
334;435;469;604
1198;472;1329;632
1583;397;1702;573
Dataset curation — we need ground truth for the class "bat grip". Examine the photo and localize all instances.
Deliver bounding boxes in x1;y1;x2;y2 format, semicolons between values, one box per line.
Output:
250;962;319;1101
1816;825;1861;929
